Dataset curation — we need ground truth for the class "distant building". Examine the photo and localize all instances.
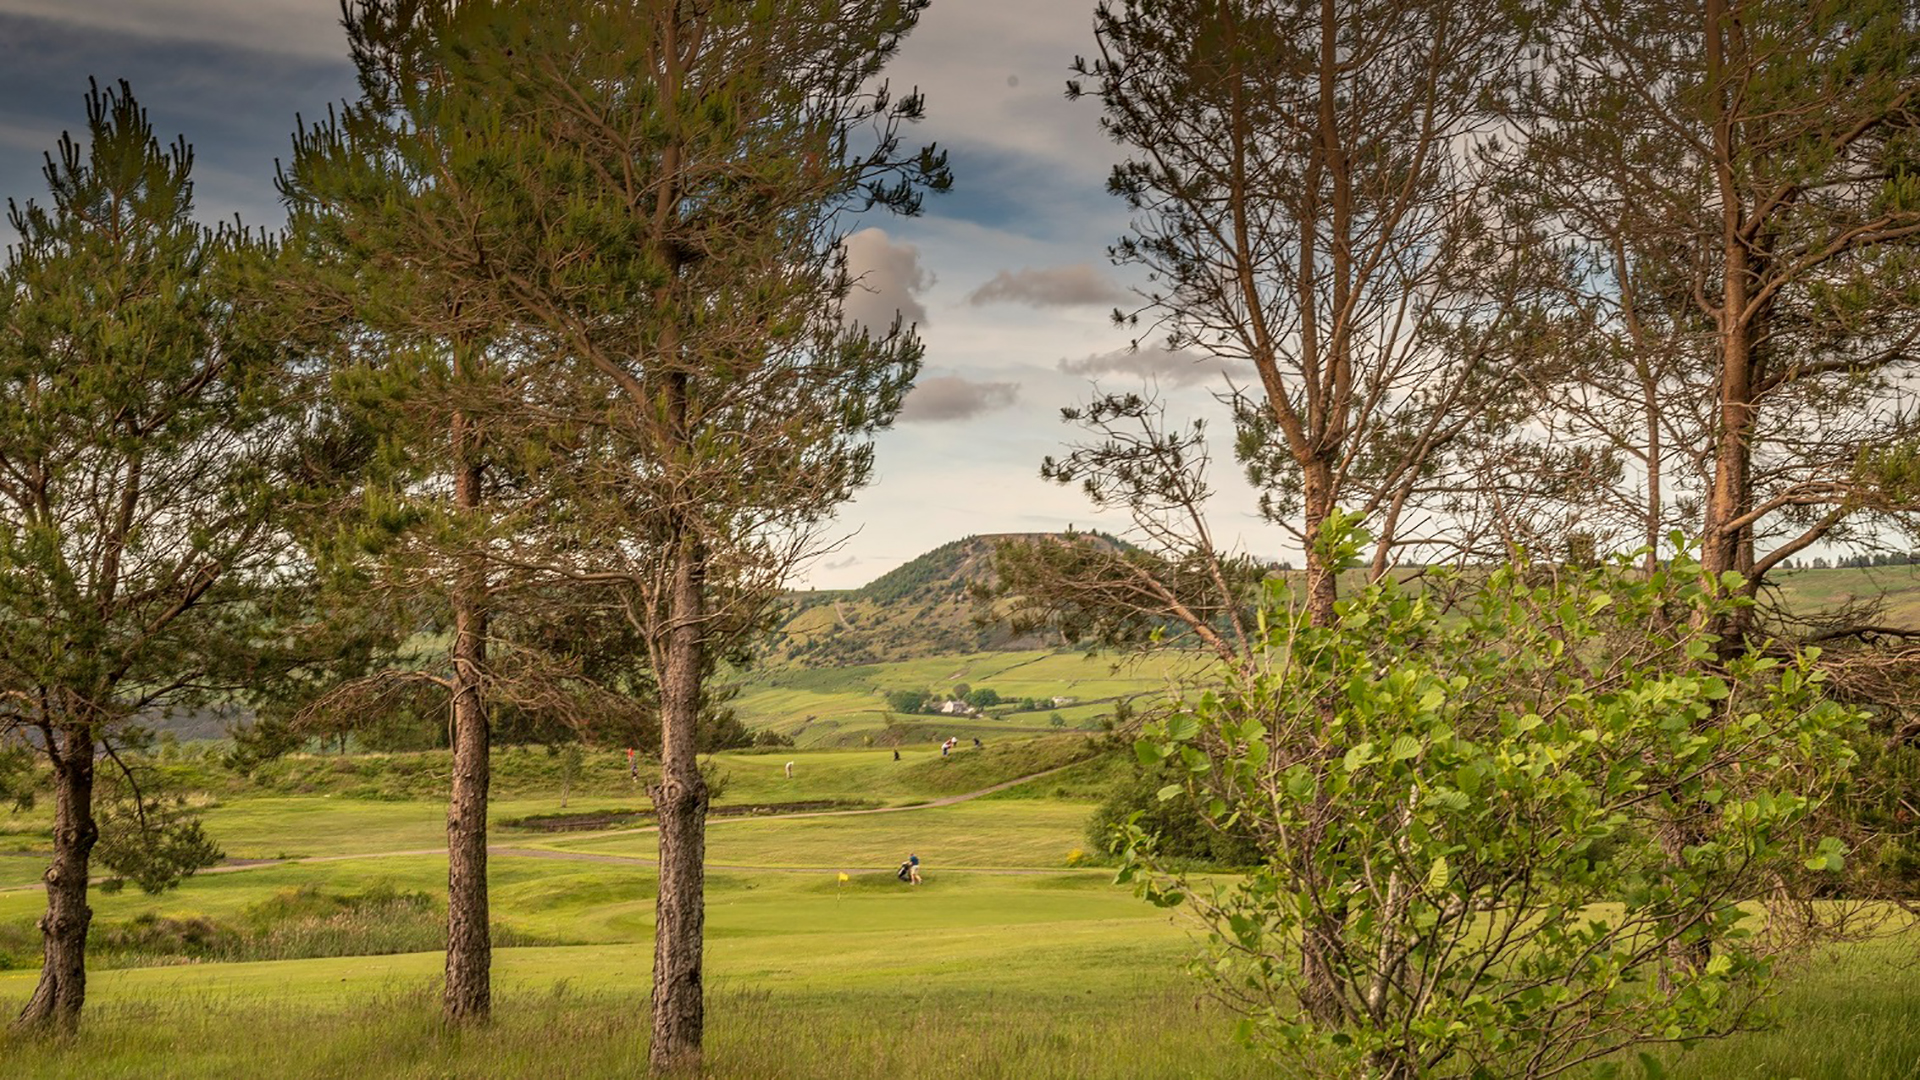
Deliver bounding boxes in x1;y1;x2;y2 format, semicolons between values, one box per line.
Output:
1051;696;1077;707
938;699;974;715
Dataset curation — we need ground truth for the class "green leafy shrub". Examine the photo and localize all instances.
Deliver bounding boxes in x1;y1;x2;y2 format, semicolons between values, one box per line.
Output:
1123;531;1863;1079
1086;760;1258;868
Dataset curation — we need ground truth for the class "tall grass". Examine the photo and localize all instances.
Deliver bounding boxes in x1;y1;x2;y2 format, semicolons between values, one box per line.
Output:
0;981;1276;1080
1;955;1916;1080
3;884;558;972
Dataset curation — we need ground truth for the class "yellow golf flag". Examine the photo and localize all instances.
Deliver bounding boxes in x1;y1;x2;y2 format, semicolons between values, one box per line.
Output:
837;872;850;883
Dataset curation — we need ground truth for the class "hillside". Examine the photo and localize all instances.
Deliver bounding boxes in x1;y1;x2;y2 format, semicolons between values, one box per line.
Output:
767;533;1117;666
768;536;1920;667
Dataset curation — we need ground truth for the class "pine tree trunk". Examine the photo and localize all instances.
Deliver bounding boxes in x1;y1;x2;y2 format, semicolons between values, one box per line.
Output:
1296;454;1349;1024
649;528;709;1074
1699;0;1757;644
1657;815;1713;975
1643;372;1663;578
14;728;96;1034
1301;456;1340;628
444;420;491;1024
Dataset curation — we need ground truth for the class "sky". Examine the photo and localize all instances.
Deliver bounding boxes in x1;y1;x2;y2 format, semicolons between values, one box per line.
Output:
0;0;1291;589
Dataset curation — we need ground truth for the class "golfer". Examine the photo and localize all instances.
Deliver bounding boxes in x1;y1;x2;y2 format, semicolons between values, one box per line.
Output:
908;852;922;885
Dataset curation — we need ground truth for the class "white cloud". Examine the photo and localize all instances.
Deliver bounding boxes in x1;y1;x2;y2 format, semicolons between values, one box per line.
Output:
898;376;1020;423
843;226;934;330
1058;345;1245;389
965;263;1129;308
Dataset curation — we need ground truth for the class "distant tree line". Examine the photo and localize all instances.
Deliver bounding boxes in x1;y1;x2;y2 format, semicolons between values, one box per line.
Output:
884;686;1049;715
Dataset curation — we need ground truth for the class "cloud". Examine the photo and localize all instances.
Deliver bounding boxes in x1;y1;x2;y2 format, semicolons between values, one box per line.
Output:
1;0;347;61
898;376;1020;423
1057;346;1246;389
843;227;934;330
0;11;359;239
965;263;1129;308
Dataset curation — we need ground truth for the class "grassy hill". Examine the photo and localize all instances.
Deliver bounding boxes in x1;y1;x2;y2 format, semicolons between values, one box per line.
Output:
767;532;1131;666
731;548;1920;746
769;537;1920;667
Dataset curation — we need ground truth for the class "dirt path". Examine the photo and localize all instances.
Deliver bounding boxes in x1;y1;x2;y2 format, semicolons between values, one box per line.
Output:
0;760;1095;892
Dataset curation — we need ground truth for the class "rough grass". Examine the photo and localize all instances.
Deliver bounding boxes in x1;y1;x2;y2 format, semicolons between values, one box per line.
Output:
1771;564;1920;627
1630;940;1920;1079
1;933;1915;1079
3;884;558;972
0;979;1273;1080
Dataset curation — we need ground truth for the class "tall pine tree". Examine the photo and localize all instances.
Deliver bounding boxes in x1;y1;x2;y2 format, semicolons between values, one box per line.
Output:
0;82;313;1033
283;1;948;1060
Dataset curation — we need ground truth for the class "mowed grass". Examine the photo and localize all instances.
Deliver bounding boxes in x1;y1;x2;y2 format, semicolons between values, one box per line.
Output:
1;874;1916;1078
544;799;1096;870
0;852;1270;1079
0;738;1101;884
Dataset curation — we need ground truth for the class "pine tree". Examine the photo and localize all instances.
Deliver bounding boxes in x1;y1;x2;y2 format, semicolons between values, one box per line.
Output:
1526;0;1920;613
284;1;948;1063
0;82;313;1033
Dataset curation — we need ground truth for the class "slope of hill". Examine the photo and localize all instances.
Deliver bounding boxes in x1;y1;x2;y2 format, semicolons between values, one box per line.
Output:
765;538;1920;669
767;533;1113;666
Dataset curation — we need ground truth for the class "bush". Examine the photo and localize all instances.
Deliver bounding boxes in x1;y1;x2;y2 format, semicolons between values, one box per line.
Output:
81;883;557;969
1123;532;1863;1079
1086;760;1258;868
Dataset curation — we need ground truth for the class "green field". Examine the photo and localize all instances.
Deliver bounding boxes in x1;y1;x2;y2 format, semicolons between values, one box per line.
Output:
732;649;1207;745
1772;564;1920;626
1;738;1917;1078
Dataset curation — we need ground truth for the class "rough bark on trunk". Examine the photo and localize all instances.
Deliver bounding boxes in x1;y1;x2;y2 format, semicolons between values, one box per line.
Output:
649;526;709;1074
14;728;97;1034
1699;0;1758;645
1297;455;1350;1023
444;417;491;1024
1301;456;1340;628
1643;371;1663;578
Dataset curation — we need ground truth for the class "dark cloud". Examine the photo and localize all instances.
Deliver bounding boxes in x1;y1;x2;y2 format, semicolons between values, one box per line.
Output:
0;11;357;236
3;1;345;61
965;263;1128;308
843;227;934;329
1058;346;1245;388
898;376;1020;423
